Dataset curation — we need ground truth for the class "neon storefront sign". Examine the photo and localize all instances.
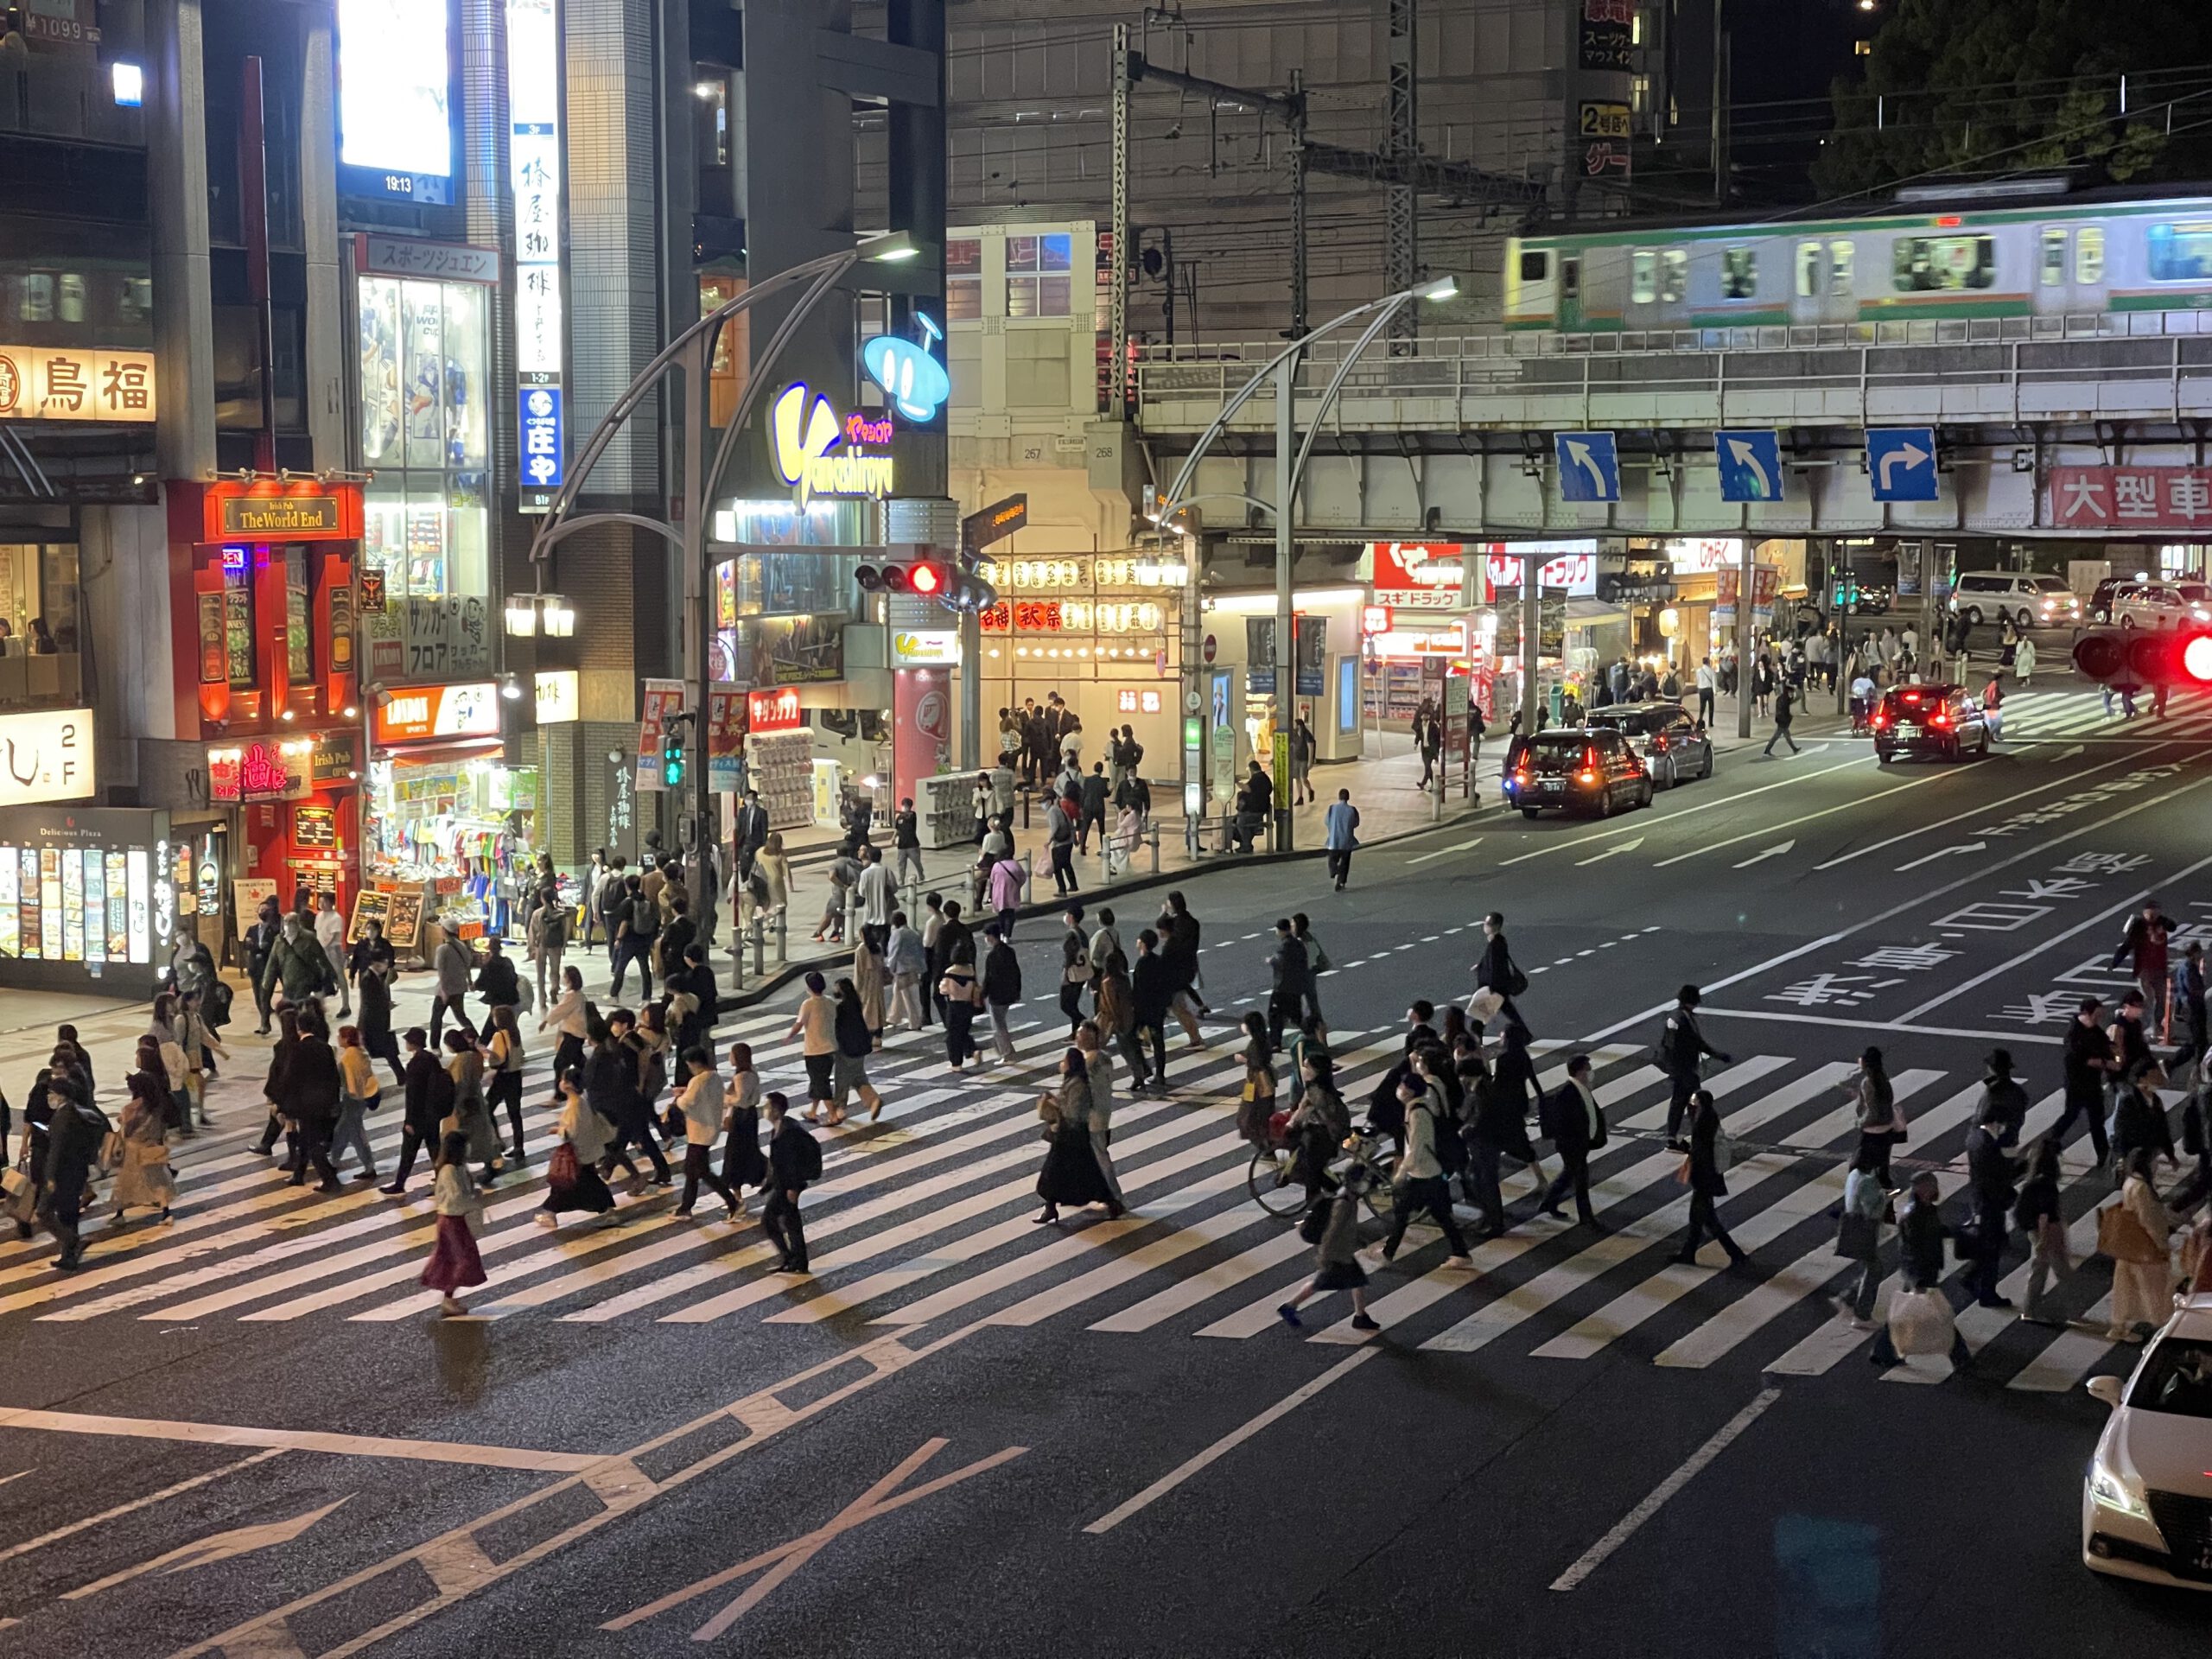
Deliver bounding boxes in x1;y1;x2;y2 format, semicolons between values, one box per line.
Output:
769;383;896;509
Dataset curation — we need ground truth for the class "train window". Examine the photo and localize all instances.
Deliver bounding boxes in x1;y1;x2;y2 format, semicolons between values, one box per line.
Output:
1720;246;1758;300
2077;227;2106;284
1795;241;1821;298
1661;250;1687;302
2039;228;2066;286
1830;241;1854;296
1631;251;1656;304
1520;250;1551;283
2148;224;2212;282
1891;234;1995;291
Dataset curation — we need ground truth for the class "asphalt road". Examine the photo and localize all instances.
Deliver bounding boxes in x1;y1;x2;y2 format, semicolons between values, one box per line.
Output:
6;678;2212;1658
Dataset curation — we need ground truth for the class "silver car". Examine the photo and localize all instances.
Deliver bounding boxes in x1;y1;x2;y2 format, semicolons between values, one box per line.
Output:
1586;701;1713;788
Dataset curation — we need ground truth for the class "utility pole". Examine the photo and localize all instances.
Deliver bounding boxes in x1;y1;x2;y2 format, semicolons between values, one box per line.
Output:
1384;0;1418;353
1918;538;1937;684
1288;68;1309;338
1711;0;1730;206
1737;534;1755;739
1109;23;1131;420
1274;359;1297;851
1520;561;1541;747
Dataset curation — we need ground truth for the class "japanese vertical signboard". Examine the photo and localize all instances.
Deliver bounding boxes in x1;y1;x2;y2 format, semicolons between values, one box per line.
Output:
1579;99;1632;180
1578;0;1635;69
636;679;688;795
1713;564;1780;627
507;0;564;512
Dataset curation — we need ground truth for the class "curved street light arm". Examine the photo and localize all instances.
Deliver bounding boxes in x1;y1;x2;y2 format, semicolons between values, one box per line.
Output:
526;511;691;559
1153;284;1426;524
1289;294;1413;499
699;257;858;523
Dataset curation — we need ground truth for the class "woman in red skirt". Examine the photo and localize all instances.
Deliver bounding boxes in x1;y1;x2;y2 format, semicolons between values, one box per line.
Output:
421;1130;487;1315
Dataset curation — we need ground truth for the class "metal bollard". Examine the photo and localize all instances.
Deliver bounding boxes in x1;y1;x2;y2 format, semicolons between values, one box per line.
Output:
1148;825;1160;874
772;911;786;967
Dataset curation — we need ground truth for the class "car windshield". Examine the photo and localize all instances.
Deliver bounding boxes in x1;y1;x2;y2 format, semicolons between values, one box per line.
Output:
2127;1338;2212;1419
2031;575;2070;593
2180;583;2212;603
1522;735;1599;775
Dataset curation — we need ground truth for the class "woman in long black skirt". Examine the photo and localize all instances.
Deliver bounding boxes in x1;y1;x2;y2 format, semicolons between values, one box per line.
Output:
1034;1048;1118;1224
720;1041;768;1207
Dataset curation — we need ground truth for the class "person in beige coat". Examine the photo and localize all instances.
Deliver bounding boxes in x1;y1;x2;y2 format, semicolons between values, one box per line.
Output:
2107;1149;2176;1341
111;1072;175;1224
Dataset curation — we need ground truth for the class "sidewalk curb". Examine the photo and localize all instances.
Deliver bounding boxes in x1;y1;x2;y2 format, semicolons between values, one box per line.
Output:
719;797;1490;1011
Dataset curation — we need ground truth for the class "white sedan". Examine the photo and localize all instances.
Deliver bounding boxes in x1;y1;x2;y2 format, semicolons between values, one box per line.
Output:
2083;1300;2212;1589
2113;581;2212;631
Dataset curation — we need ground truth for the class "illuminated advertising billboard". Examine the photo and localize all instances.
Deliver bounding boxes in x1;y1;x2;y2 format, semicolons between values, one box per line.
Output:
336;0;454;204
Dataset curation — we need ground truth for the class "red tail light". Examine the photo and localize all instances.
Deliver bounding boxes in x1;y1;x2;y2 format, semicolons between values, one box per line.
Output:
1514;768;1531;784
1578;769;1599;784
1581;746;1600;772
1931;709;1950;728
1871;711;1889;728
1654;734;1669;751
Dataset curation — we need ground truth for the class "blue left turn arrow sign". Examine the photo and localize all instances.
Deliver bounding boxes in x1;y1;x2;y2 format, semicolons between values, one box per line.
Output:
1554;431;1620;503
1714;429;1783;503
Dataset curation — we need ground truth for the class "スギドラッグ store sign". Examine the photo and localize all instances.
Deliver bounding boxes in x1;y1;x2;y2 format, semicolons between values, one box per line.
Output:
372;682;501;745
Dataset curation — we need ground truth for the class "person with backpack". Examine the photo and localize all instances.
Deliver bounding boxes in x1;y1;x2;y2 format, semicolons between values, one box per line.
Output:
612;876;659;1001
1536;1053;1605;1231
258;912;328;1013
1378;1069;1472;1266
381;1028;450;1196
1661;984;1728;1147
1276;1166;1380;1332
762;1091;818;1273
527;884;569;1010
38;1078;110;1271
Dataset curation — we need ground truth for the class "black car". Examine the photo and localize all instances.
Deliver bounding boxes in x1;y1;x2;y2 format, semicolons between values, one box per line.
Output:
1505;728;1654;817
1872;683;1992;763
2089;575;2133;624
1586;702;1714;789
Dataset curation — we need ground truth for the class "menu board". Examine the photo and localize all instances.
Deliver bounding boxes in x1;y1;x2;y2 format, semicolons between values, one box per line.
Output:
348;887;391;944
383;890;425;952
0;839;158;966
233;877;279;941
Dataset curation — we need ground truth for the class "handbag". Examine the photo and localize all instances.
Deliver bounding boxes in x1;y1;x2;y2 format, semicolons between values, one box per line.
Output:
99;1129;126;1171
1886;1287;1956;1357
2097;1201;2165;1265
1;1147;35;1224
1036;1090;1063;1141
546;1141;580;1190
1835;1213;1880;1259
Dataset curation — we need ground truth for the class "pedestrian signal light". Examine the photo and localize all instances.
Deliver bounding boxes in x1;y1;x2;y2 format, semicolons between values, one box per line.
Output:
662;738;686;788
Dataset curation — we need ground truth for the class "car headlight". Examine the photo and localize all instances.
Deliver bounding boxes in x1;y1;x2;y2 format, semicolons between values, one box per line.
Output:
2089;1457;2150;1518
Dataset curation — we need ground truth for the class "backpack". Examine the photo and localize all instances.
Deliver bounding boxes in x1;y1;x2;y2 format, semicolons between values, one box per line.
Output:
541;906;569;950
790;1126;823;1184
1422;1101;1465;1175
629;896;660;939
207;978;234;1022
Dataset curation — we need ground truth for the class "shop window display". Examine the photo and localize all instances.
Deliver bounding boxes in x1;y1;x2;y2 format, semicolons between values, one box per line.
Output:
364;756;539;939
358;276;490;603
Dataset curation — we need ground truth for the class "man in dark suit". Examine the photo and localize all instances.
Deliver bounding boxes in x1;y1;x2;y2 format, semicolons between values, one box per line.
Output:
731;791;771;886
763;1091;815;1274
1536;1053;1605;1230
1472;912;1524;1034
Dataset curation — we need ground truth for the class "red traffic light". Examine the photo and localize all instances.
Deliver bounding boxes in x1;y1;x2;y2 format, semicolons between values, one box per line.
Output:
2187;632;2212;683
908;560;945;596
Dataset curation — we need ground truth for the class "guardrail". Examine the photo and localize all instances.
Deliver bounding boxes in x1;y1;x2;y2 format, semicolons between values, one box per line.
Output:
1132;307;2212;432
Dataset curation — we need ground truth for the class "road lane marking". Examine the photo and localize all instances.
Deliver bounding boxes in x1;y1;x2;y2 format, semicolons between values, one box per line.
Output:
1497;756;1870;866
1894;839;1986;872
1577;766;2212;1047
1811;750;2140;870
1548;1388;1781;1592
1897;843;2212;1023
0;1409;601;1472
1653;770;1964;867
1694;1007;2064;1046
1574;836;1644;866
1732;840;1795;868
61;1497;354;1602
1081;1348;1379;1535
1406;836;1483;866
0;1450;289;1568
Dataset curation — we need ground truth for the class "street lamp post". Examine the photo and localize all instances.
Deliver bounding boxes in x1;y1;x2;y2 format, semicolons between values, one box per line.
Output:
524;232;919;918
1151;275;1458;853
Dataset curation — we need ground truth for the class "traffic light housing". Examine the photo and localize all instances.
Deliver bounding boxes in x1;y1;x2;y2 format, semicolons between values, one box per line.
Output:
660;709;693;789
855;559;998;613
2071;626;2212;688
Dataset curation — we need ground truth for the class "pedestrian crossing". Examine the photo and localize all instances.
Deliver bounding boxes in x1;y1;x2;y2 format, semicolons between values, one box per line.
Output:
1973;685;2212;741
12;1001;2178;1393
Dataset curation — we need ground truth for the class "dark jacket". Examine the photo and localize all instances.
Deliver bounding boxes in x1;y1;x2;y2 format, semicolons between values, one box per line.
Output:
475;952;522;1009
983;941;1023;1006
835;995;872;1058
1474;935;1519;997
281;1035;341;1128
259;926;327;1002
1686;1103;1727;1198
1129;952;1171;1024
401;1047;448;1135
1977;1076;2028;1142
1157;908;1200;989
1894;1194;1948;1290
358;969;394;1046
1964;1124;2018;1216
583;1040;639;1121
2112;1084;2177;1164
1079;774;1110;815
1660;1004;1719;1075
1268;933;1311;1000
43;1095;108;1193
263;1034;297;1105
1541;1080;1604;1155
767;1119;816;1193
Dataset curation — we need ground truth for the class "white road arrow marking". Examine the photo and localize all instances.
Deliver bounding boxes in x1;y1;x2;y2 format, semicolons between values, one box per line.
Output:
1732;840;1796;868
1565;439;1608;493
1895;839;1986;872
2058;744;2085;759
1877;440;1929;492
1407;836;1483;867
1575;836;1645;866
63;1497;353;1601
1726;437;1772;498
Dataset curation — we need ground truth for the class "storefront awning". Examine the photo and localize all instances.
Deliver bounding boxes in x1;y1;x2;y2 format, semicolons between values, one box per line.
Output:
1564;599;1629;628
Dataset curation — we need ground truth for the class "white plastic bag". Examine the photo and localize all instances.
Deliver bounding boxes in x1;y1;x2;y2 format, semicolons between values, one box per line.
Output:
1465;988;1505;1026
1885;1287;1955;1357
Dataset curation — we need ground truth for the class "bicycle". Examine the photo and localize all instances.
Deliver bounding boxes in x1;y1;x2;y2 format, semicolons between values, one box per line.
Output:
1246;1122;1397;1224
